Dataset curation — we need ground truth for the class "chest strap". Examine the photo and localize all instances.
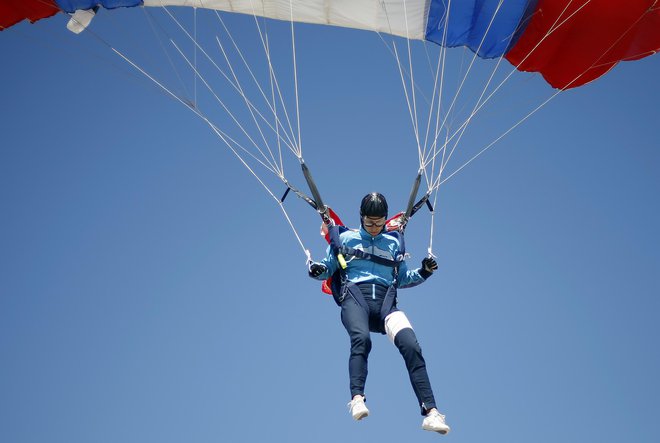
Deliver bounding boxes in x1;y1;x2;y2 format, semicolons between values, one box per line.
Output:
339;246;402;268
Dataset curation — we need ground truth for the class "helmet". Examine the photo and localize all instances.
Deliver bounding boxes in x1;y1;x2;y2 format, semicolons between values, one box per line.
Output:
360;192;388;218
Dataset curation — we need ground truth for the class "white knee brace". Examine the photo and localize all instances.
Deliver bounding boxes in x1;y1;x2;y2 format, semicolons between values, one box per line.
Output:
384;311;413;343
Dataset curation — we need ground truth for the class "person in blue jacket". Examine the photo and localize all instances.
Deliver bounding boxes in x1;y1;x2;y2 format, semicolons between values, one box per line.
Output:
308;192;450;435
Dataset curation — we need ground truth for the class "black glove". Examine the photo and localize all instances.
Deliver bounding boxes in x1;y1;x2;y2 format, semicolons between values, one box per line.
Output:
308;262;327;278
420;257;438;279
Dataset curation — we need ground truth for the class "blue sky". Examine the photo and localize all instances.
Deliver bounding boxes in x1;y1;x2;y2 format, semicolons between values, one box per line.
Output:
1;6;659;443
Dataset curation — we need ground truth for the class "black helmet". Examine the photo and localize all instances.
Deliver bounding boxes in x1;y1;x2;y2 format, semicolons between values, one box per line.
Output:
360;192;388;218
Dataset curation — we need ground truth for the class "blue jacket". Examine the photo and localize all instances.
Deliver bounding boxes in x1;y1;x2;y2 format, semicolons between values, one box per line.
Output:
313;227;427;288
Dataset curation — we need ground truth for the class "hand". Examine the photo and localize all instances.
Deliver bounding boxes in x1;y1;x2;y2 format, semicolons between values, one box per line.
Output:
422;257;438;274
308;262;327;278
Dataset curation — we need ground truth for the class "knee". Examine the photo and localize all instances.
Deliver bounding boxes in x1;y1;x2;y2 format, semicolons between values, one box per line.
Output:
351;332;372;354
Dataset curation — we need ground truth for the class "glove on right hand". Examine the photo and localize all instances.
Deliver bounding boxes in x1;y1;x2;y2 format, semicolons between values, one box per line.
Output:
308;262;327;278
422;257;438;274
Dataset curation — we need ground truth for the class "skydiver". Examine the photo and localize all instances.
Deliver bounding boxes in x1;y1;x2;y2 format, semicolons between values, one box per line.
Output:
308;192;450;435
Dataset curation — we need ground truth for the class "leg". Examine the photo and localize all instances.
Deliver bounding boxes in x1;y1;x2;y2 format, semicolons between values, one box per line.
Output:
385;311;437;414
341;295;372;398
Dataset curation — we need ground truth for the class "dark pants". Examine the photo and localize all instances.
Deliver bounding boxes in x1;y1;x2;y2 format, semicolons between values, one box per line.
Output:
340;286;437;414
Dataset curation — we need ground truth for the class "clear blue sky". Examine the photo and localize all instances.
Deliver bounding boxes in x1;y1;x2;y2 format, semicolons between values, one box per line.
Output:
1;7;659;443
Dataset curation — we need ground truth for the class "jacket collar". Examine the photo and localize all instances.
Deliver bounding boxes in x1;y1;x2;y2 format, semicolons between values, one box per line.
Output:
359;226;384;240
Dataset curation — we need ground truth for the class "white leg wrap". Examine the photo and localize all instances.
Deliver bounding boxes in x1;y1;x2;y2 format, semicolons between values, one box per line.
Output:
384;311;413;343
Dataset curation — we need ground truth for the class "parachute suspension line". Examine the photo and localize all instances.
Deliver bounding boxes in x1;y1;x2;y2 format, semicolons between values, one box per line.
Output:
419;57;445;192
425;127;449;257
184;5;284;174
379;2;445;252
427;185;439;257
424;1;453;190
211;13;300;159
410;0;647;188
125;47;308;256
204;119;310;258
426;0;506;172
421;47;444;190
420;2;449;152
266;31;285;179
160;8;291;175
172;42;281;177
193;6;197;106
427;0;505;164
58;6;198;112
379;3;424;168
564;0;656;86
475;0;591;107
393;44;424;168
401;0;423;163
423;0;568;175
375;33;434;106
425;1;539;199
71;5;308;257
142;10;284;176
160;8;291;169
245;3;302;158
109;46;195;114
205;121;281;202
459;0;592;123
277;198;311;259
435;42;510;180
170;39;284;176
289;0;303;159
435;1;627;186
424;0;596;179
438;90;562;186
106;38;276;179
202;5;306;254
141;7;193;104
421;41;446;182
414;0;507;198
212;34;284;176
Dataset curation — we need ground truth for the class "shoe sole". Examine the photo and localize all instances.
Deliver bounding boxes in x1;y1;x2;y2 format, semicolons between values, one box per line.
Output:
353;410;369;421
423;426;449;435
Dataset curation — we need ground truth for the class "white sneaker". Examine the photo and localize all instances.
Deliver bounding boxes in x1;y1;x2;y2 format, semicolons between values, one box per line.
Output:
347;395;369;421
422;409;450;434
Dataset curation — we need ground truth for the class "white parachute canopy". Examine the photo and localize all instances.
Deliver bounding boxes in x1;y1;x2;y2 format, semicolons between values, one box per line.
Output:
143;0;429;40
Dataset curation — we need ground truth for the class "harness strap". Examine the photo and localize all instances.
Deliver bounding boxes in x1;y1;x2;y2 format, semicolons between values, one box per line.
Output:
339;246;401;268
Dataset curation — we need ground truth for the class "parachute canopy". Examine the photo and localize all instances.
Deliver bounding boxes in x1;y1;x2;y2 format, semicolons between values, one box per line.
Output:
2;0;659;89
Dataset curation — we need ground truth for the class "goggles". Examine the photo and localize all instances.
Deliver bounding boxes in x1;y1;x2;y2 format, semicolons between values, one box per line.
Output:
362;217;386;228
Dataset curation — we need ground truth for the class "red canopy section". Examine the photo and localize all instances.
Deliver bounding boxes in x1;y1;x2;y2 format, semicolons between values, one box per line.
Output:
0;0;60;31
506;0;660;89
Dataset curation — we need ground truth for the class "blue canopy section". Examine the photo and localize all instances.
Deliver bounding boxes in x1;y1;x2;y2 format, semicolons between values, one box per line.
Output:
56;0;142;14
425;0;538;59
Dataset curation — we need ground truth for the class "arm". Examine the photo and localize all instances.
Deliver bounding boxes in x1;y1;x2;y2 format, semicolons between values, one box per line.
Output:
397;257;438;288
308;244;339;280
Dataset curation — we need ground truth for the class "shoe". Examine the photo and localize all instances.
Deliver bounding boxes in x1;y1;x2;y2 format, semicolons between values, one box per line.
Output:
422;409;450;434
347;395;369;421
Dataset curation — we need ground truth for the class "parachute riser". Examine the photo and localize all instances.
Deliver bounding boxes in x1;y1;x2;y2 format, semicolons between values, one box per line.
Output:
395;170;435;259
299;160;347;269
397;169;423;233
300;160;332;225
